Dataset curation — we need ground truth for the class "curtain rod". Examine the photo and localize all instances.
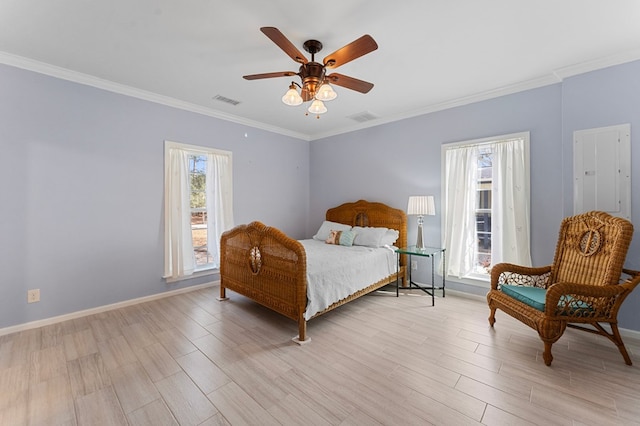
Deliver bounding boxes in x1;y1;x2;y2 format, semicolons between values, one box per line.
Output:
443;135;525;150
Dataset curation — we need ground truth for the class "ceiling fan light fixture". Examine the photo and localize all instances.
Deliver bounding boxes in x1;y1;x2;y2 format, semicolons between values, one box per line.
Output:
308;99;327;115
316;83;337;101
244;28;378;118
282;83;303;106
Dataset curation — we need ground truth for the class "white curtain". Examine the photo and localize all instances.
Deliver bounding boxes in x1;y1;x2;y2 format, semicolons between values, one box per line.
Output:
206;152;234;268
492;138;532;266
443;145;479;278
164;148;196;279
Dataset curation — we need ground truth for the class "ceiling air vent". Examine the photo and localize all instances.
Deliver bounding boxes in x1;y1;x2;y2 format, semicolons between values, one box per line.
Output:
213;95;241;106
347;111;378;123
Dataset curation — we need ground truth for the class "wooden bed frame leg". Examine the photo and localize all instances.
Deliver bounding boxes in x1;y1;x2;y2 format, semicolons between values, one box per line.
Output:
291;318;311;345
216;285;229;301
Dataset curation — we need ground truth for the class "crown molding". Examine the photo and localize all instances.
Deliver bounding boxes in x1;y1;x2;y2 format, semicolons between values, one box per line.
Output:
310;74;561;141
311;50;640;141
0;51;311;141
553;48;640;80
4;49;639;143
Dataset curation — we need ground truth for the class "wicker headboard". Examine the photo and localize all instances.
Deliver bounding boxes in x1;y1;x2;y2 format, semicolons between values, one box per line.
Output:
325;200;407;253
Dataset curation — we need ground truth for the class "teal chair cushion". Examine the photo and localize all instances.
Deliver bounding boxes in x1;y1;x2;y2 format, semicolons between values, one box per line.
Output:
501;284;594;314
501;285;546;311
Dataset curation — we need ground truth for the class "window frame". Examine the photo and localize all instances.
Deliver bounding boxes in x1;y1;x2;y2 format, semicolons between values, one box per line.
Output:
440;131;530;287
163;140;233;281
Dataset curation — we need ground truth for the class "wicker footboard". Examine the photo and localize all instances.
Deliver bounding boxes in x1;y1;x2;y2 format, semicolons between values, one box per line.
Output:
219;221;310;341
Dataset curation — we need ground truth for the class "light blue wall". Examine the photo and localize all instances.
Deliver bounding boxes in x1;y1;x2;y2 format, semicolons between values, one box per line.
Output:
0;64;310;329
311;61;640;332
3;59;640;333
311;84;564;292
561;60;640;329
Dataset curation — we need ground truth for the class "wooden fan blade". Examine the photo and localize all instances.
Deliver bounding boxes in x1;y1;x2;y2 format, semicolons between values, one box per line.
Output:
243;71;297;80
326;73;374;93
323;35;378;69
260;27;308;64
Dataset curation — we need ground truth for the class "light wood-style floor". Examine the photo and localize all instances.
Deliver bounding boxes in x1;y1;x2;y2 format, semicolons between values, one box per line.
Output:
1;284;639;425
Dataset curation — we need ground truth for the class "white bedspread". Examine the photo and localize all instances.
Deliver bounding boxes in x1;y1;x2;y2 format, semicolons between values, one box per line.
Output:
300;239;397;320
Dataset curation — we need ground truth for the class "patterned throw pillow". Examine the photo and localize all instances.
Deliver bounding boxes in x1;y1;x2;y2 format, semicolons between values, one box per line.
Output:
313;220;352;241
325;230;356;247
325;230;341;244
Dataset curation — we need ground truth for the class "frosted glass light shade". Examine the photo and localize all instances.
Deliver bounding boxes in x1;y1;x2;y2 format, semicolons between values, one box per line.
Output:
316;83;337;101
308;99;327;114
282;87;303;106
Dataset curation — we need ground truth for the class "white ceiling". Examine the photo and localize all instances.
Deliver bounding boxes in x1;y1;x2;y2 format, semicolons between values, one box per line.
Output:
1;0;640;141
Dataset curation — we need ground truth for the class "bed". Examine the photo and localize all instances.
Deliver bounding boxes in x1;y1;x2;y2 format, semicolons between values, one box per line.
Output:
218;200;407;343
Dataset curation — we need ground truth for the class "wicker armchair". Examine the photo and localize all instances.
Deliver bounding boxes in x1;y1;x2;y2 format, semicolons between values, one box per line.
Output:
487;211;640;366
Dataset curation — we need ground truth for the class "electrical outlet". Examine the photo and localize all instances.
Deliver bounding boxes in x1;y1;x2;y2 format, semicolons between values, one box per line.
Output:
411;260;418;271
27;289;40;303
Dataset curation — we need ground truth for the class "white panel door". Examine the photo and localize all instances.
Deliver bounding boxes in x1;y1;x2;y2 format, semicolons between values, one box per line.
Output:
573;124;630;219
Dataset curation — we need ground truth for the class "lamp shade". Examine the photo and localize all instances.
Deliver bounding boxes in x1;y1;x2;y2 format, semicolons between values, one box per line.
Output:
282;86;303;106
407;195;435;216
316;83;337;101
308;99;327;114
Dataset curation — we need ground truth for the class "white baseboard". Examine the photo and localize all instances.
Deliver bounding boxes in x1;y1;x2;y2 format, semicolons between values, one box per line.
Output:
3;282;640;342
620;327;640;341
0;281;219;337
445;288;487;301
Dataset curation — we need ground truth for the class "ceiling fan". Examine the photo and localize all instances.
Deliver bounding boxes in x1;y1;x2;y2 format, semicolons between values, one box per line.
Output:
243;27;378;116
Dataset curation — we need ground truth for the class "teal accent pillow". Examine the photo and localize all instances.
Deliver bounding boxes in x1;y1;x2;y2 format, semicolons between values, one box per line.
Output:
338;230;356;247
325;230;356;247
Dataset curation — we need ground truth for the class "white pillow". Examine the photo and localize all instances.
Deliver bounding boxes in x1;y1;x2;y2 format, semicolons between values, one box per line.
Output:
381;229;400;246
313;220;352;241
352;226;389;247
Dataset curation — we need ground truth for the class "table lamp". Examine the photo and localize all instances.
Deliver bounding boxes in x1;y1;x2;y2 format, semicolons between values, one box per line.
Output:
407;195;436;249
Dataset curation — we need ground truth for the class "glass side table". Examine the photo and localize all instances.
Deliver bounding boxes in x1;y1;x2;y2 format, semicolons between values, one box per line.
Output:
395;246;446;306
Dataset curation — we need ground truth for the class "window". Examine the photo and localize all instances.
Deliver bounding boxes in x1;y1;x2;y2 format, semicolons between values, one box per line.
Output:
476;148;492;274
164;141;233;280
188;154;211;267
442;132;531;281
